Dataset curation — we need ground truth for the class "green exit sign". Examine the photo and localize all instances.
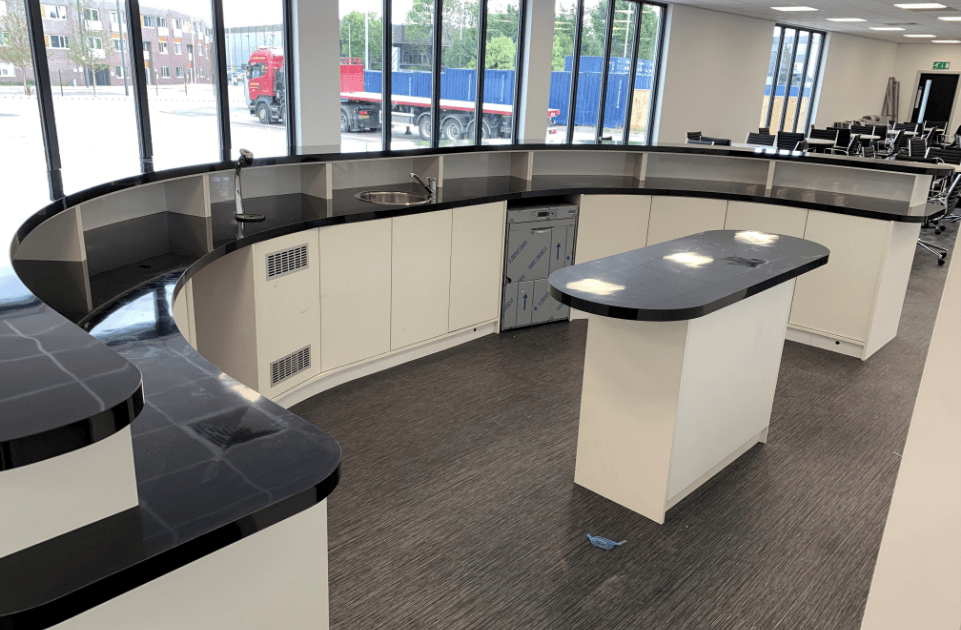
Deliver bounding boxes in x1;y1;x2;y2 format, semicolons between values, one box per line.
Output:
934;61;951;70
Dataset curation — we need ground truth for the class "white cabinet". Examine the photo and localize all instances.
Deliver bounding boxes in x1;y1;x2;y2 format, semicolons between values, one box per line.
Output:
391;210;453;350
252;231;322;395
646;197;727;245
724;201;808;238
319;219;392;371
449;202;505;332
574;195;651;264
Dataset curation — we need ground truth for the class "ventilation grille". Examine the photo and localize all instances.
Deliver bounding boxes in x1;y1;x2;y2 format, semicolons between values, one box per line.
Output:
270;346;311;386
266;244;308;279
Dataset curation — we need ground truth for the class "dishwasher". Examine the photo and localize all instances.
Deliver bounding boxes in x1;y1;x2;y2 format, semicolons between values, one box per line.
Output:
501;205;578;331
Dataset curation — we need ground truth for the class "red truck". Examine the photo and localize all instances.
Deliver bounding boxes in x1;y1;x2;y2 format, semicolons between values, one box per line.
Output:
245;47;560;140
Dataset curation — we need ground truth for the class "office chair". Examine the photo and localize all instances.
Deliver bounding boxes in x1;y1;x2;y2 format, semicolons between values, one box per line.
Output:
701;136;731;146
745;132;776;146
824;133;860;156
776;132;805;151
861;144;876;159
908;137;927;159
850;124;876;139
916;173;960;265
926;147;961;166
686;138;713;145
807;128;839;153
686;131;703;141
758;127;770;135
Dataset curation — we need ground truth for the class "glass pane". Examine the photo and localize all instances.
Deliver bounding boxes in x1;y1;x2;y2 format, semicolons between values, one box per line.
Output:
40;0;141;193
546;1;576;143
797;32;821;133
390;0;435;150
480;0;520;145
143;4;220;170
224;0;288;160
338;0;384;152
781;31;807;133
438;0;478;147
628;3;660;144
760;26;782;129
769;28;795;133
0;0;50;225
571;0;605;143
599;0;635;143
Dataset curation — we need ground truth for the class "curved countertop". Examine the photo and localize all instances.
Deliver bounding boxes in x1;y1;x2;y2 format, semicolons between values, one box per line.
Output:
547;230;830;321
0;143;947;627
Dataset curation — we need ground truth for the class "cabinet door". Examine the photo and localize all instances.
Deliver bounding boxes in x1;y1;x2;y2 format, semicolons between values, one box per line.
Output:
574;195;651;264
319;219;392;371
724;201;808;238
449;202;505;332
646;197;727;246
392;210;453;350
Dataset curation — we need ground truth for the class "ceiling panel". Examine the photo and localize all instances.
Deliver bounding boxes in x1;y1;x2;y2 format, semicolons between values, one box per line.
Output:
668;0;961;43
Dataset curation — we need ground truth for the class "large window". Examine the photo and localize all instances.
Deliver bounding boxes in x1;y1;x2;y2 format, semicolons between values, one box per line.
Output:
223;0;288;160
341;0;525;152
548;0;663;145
760;25;824;134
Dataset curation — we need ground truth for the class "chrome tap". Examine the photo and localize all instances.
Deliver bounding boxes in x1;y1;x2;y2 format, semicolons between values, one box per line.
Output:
410;172;437;198
235;148;265;222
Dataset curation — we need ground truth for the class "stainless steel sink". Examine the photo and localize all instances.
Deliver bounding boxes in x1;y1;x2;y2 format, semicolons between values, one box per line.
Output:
355;190;432;206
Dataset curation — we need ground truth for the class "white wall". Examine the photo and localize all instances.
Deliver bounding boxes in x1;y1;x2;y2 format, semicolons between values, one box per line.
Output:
518;0;555;143
655;4;772;144
813;33;898;128
894;45;961;133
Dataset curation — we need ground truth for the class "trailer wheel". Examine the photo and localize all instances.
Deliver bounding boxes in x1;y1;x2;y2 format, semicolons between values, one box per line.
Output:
340;110;350;133
467;119;492;139
256;102;271;125
418;114;431;140
442;118;463;142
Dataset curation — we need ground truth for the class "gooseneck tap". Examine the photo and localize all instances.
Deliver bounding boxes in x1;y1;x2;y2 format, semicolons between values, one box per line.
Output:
235;148;266;222
410;172;438;198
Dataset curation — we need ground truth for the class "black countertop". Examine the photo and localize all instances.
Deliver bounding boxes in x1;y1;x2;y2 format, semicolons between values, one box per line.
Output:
0;272;341;629
547;230;830;321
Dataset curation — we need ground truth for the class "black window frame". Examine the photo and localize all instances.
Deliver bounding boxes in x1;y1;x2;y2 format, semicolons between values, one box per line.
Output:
761;24;826;134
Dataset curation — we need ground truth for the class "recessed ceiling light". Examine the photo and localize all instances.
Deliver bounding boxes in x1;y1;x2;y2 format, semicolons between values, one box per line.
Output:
938;16;961;20
771;6;818;11
904;33;937;37
894;2;948;8
871;26;907;30
827;17;866;21
933;39;961;43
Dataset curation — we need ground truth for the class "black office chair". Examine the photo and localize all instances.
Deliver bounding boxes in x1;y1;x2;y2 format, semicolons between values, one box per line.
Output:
758;127;770;135
926;147;961;166
861;144;876;159
850;124;876;139
917;173;960;264
807;128;839;153
776;132;805;151
887;132;910;157
908;137;928;159
686;131;703;141
828;127;851;149
794;140;809;153
745;132;776;146
825;133;860;156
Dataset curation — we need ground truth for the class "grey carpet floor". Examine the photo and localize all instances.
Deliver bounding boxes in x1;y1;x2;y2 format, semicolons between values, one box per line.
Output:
291;226;957;630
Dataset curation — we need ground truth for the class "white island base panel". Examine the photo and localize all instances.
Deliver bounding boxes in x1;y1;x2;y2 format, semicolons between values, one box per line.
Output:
55;500;330;630
574;280;795;524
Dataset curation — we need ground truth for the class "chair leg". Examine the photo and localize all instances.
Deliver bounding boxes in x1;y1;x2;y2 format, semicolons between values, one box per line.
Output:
917;240;948;265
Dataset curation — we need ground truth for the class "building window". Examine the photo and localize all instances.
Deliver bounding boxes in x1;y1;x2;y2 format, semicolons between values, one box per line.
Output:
173;18;180;29
109;10;124;24
84;8;99;21
158;41;167;53
160;66;170;78
46;35;69;48
760;25;825;134
115;65;125;77
86;37;102;49
43;5;67;19
143;15;155;27
158;17;166;28
174;42;181;54
199;67;203;78
175;66;183;78
142;41;150;52
186;44;192;55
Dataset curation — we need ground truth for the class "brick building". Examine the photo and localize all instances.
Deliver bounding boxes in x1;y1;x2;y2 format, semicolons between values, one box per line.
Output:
0;1;213;87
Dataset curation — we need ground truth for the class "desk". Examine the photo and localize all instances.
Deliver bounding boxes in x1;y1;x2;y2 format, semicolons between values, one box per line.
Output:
548;230;829;523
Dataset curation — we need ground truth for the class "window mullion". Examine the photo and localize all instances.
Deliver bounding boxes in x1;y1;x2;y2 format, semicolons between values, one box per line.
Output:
565;0;585;144
595;0;617;144
23;0;64;198
430;0;444;148
474;0;488;146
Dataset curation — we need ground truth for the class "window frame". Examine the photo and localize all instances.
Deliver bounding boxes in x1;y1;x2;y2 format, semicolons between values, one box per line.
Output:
160;65;169;78
761;24;826;134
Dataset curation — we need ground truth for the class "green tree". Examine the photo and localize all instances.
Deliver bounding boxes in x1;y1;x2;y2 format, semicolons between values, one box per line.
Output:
64;0;115;96
551;3;575;71
0;0;35;95
637;5;660;61
485;34;514;69
340;11;383;69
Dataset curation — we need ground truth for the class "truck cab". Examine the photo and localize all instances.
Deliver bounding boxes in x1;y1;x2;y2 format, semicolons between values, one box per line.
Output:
246;47;286;124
